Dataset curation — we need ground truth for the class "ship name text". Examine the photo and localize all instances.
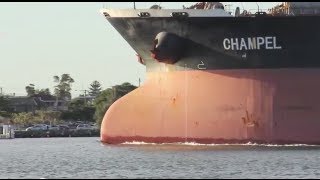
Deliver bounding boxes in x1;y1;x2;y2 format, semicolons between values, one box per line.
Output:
223;36;282;50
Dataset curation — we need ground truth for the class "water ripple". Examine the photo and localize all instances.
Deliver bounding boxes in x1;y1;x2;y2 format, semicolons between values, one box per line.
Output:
1;138;320;178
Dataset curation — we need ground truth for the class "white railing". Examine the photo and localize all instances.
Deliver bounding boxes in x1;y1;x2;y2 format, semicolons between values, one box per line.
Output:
234;7;320;16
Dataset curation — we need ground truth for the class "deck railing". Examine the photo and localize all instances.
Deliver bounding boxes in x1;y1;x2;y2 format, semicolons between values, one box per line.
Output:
226;7;320;17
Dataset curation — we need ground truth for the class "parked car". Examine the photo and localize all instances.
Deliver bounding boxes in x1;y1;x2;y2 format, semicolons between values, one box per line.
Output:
76;124;92;130
91;125;99;130
26;124;49;131
49;125;59;131
58;125;70;131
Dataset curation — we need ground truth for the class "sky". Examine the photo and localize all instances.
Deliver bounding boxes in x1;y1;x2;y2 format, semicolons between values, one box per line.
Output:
0;2;281;97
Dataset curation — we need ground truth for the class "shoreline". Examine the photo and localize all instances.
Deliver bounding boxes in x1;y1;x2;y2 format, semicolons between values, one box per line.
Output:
13;129;100;138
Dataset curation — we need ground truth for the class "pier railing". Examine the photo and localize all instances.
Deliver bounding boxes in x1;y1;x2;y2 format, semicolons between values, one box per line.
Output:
227;7;320;17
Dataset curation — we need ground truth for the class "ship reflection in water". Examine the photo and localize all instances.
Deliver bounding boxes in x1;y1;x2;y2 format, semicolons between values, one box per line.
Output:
1;137;320;179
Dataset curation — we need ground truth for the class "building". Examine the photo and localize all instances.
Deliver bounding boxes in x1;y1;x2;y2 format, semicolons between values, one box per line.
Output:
6;96;70;113
35;97;70;111
7;96;37;113
72;95;96;105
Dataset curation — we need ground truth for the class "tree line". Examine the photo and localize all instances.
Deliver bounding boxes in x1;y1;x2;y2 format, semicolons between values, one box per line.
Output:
0;74;137;128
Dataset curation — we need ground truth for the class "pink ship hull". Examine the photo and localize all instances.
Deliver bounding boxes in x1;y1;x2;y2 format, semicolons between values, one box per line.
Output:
101;68;320;144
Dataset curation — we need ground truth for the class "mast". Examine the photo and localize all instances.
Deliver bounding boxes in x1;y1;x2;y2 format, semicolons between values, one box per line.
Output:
256;2;260;12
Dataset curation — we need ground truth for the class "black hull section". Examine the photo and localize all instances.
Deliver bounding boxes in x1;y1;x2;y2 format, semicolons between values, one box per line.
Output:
106;16;320;71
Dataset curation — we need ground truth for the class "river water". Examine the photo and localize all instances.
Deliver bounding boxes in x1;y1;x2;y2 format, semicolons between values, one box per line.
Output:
0;137;320;179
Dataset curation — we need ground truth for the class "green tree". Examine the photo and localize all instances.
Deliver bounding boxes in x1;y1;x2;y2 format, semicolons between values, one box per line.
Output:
113;82;137;100
26;84;53;99
61;98;95;122
25;84;36;96
93;88;114;127
0;96;12;118
89;80;102;97
12;111;62;127
25;85;55;110
0;111;12;118
0;96;12;112
53;74;75;100
35;88;51;96
93;82;137;127
36;110;62;125
12;112;40;127
34;88;55;102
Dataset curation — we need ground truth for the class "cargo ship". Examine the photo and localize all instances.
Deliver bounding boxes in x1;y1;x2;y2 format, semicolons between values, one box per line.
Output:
100;2;320;144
